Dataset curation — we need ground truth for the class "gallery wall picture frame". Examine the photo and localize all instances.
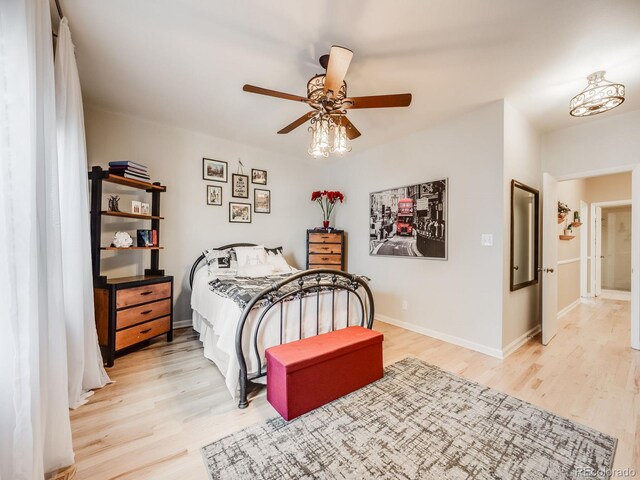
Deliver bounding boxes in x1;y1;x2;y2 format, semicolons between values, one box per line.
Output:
206;185;222;206
369;178;448;260
254;188;271;214
251;168;267;185
229;202;252;223
203;158;228;183
232;173;249;198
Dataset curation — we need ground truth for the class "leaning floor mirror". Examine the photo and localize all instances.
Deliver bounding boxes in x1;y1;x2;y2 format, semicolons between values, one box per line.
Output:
510;180;540;291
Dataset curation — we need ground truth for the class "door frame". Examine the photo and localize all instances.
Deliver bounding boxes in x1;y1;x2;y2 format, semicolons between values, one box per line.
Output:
579;200;589;298
590;200;631;297
549;164;639;351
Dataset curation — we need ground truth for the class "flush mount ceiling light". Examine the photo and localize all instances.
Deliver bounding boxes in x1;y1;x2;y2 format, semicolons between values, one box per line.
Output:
570;71;625;117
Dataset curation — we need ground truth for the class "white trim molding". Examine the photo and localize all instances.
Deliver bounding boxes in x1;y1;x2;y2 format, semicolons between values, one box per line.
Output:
557;257;580;266
375;314;504;359
174;318;193;329
557;298;581;319
501;324;542;359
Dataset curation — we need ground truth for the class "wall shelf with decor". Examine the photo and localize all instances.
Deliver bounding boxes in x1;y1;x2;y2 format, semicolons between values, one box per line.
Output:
559;235;575;241
571;221;582;228
88;165;173;366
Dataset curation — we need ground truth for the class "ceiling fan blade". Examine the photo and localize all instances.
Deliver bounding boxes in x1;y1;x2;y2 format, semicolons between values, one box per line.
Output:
324;46;353;98
243;84;310;104
333;116;361;140
344;93;412;109
277;111;316;134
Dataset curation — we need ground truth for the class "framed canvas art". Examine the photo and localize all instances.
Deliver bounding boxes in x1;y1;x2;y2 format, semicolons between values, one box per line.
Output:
232;174;249;198
369;178;447;260
206;185;222;206
254;188;270;213
229;202;251;223
251;169;267;185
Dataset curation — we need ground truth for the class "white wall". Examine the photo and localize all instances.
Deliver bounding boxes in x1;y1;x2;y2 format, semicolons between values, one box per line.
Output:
502;101;542;350
332;101;505;355
542;109;640;178
84;105;325;322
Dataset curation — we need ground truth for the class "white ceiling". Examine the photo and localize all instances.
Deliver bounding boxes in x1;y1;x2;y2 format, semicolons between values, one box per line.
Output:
60;0;640;156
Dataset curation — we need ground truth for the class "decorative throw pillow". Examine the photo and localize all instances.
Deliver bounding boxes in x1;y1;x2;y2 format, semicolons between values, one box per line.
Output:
264;246;283;255
234;245;268;267
266;251;293;273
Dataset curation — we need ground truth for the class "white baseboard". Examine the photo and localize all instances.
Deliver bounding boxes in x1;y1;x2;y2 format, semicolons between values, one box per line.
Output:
173;319;192;329
375;314;504;359
501;324;541;358
557;298;581;319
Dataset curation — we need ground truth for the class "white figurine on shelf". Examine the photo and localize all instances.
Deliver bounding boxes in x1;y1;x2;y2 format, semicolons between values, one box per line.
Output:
111;231;133;248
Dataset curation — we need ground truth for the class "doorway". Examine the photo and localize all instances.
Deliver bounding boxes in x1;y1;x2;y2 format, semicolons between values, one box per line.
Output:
542;169;639;350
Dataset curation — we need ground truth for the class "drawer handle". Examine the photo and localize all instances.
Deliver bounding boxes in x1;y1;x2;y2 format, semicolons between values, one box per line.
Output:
139;328;152;334
140;291;153;296
140;310;153;315
321;257;329;261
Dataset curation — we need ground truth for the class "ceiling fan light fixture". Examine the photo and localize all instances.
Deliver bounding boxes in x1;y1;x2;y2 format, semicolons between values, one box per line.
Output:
330;117;352;155
570;71;625;117
308;115;331;158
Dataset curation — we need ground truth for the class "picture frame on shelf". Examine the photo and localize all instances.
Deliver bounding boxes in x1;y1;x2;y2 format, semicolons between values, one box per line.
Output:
232;173;249;198
207;185;222;206
131;200;142;214
229;202;251;223
251;168;267;185
254;188;271;214
203;158;228;183
141;203;150;215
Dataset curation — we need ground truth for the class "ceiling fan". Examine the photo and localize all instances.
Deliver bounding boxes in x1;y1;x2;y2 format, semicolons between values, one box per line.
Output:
242;45;412;156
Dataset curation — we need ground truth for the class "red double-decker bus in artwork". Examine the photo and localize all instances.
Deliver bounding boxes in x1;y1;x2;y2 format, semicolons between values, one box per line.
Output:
396;198;414;236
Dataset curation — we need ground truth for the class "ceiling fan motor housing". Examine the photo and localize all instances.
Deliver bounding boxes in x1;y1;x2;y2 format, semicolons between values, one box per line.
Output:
307;74;347;108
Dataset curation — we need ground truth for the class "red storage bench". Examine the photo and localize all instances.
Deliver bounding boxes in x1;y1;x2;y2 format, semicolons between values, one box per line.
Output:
265;326;383;421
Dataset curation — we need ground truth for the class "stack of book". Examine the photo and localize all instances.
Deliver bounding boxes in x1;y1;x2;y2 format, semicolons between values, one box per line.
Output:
108;161;150;181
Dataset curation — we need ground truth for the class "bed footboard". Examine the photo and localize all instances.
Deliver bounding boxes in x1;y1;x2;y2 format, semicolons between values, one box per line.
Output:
235;269;374;409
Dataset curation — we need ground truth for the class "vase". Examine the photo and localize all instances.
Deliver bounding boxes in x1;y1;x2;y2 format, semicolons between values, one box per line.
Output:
323;220;330;229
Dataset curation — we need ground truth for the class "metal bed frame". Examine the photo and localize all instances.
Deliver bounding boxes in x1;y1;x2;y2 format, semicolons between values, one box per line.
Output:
189;243;375;408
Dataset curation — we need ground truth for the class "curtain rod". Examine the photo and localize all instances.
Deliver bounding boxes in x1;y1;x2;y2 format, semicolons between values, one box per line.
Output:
55;0;63;19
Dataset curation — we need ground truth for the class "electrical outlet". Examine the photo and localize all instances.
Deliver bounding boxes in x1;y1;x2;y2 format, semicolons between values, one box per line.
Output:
401;299;409;311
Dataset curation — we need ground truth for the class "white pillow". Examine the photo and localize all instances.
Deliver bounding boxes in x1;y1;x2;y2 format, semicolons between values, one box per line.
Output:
236;263;275;278
234;245;267;267
266;251;293;273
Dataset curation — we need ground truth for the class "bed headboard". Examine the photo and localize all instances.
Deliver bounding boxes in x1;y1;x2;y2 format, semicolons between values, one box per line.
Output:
189;243;283;288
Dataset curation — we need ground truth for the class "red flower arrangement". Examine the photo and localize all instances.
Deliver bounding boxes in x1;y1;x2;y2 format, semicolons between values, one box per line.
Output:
311;190;344;226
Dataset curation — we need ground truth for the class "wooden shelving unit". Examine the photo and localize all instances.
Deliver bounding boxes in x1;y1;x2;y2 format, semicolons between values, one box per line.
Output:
101;210;164;220
89;166;173;367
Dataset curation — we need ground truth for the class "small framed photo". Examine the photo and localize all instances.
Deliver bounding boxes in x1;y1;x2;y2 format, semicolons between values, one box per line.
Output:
229;202;251;223
232;173;249;198
203;158;228;183
207;185;222;206
131;201;142;214
141;203;150;215
251;169;267;185
254;188;271;214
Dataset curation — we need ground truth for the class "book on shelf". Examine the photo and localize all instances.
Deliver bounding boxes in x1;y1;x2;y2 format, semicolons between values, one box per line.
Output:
108;160;148;170
110;170;151;181
108;165;148;175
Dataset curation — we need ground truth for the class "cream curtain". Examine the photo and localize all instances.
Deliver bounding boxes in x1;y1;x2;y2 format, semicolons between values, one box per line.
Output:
55;17;110;410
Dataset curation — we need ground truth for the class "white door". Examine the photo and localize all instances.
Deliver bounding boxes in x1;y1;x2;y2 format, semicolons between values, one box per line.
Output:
595;206;602;296
542;173;559;345
632;166;640;350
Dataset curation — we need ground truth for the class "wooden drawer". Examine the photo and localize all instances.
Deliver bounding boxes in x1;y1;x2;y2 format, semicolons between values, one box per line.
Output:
116;282;171;309
309;264;343;271
116;298;171;330
309;233;342;244
308;254;342;265
309;243;342;254
115;316;170;351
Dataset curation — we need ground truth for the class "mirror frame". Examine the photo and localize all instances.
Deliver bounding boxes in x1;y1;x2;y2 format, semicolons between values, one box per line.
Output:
510;180;540;292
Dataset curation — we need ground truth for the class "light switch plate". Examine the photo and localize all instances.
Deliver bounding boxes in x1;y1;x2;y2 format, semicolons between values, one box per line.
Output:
481;234;493;246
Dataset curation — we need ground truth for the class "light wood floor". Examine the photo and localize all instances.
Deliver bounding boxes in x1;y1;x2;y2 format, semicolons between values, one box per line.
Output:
71;299;640;479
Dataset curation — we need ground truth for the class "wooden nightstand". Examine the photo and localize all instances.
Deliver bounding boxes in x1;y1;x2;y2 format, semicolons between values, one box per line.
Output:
94;275;173;367
306;229;345;271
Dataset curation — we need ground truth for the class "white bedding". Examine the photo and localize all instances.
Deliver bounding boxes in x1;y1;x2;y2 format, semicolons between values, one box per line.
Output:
190;267;364;400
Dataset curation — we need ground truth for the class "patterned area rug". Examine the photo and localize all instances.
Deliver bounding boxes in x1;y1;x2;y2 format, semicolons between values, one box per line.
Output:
202;357;617;479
